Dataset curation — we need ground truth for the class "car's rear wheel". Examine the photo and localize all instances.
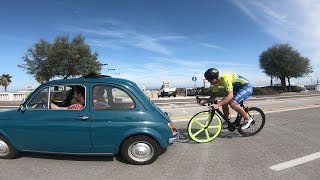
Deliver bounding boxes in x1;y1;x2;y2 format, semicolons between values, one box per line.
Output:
121;135;161;165
0;135;19;159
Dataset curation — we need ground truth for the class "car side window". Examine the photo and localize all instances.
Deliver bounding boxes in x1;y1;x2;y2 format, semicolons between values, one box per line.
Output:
92;85;135;110
27;87;49;109
49;85;85;110
92;86;110;110
27;85;85;110
50;86;73;103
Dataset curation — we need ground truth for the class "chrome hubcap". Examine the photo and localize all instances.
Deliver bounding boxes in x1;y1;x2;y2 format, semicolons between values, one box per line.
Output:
128;142;154;162
0;140;9;156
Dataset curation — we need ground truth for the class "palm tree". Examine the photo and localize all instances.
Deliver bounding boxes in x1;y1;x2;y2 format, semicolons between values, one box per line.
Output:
0;74;13;92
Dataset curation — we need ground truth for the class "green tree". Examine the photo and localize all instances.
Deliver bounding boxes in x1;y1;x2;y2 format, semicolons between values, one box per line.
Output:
259;44;312;91
0;74;12;92
19;34;103;83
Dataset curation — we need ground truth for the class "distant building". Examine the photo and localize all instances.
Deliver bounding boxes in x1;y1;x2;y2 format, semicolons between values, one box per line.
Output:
0;84;35;101
304;84;320;91
273;83;296;86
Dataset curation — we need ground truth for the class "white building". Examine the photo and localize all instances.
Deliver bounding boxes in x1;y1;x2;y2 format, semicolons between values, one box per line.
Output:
0;85;34;101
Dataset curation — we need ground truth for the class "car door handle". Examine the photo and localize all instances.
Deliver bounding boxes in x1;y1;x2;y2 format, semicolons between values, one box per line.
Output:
75;116;90;121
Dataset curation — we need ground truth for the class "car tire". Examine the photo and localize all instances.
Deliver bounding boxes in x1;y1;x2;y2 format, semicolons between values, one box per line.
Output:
120;135;161;165
0;135;19;159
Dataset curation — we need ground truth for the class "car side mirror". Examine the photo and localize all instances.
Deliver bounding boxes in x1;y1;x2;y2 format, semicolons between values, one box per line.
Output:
19;104;26;112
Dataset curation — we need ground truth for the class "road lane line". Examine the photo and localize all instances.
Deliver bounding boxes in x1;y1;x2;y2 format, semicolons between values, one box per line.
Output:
270;152;320;171
170;104;320;122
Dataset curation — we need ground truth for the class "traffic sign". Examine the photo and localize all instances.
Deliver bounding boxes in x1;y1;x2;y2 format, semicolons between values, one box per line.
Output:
192;77;197;82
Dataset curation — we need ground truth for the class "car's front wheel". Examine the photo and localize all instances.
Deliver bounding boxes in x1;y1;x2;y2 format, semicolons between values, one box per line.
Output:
0;135;19;159
121;135;161;165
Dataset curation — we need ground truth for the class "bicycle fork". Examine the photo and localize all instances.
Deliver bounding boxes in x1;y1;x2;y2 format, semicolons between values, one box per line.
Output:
204;109;215;129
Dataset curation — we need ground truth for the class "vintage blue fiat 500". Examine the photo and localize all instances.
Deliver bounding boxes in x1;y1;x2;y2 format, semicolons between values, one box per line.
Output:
0;74;179;165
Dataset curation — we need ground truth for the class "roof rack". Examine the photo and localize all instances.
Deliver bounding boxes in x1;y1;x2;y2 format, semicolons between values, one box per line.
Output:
82;73;111;78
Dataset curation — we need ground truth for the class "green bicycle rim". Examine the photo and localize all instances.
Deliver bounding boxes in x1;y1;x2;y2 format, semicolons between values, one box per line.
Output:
188;111;222;143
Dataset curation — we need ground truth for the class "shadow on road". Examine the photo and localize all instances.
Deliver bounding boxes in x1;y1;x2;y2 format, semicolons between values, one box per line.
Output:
22;152;115;162
177;128;243;144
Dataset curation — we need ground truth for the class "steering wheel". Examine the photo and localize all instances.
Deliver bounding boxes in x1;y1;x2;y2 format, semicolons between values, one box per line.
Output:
34;100;48;109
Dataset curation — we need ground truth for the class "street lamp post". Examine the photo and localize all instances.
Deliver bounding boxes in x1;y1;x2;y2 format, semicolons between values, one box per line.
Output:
107;68;114;77
107;68;120;77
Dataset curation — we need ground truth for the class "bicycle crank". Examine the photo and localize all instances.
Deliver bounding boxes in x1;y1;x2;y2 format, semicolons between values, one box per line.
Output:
227;125;236;132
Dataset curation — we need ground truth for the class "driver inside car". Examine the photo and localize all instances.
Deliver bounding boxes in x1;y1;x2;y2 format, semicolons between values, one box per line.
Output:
50;86;85;110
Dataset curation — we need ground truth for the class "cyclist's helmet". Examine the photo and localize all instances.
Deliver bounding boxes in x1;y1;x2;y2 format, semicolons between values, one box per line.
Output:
204;68;219;81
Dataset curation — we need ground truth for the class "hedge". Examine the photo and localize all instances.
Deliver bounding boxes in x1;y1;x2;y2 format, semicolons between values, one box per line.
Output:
197;85;303;96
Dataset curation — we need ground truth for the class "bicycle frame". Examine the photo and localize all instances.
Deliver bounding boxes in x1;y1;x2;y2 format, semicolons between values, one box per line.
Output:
206;102;248;131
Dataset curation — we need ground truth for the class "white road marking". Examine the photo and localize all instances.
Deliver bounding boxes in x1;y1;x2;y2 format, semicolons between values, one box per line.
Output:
170;104;320;122
270;152;320;171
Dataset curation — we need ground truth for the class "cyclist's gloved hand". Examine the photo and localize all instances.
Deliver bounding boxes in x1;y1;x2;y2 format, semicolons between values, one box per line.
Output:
210;103;220;109
199;100;207;106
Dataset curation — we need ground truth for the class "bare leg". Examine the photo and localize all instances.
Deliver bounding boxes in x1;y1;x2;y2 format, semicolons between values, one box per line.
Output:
222;104;230;119
229;100;250;120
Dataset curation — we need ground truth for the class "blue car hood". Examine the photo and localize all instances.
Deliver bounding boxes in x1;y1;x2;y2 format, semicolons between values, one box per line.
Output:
0;109;17;120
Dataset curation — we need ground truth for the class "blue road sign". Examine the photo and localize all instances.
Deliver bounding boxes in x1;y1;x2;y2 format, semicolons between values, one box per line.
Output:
192;77;197;82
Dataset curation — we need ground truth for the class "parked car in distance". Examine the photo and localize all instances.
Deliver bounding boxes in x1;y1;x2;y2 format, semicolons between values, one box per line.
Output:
186;87;203;96
0;74;179;165
157;81;177;98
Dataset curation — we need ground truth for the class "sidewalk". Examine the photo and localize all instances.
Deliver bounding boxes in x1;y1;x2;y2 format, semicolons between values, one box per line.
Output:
1;91;320;109
0;101;22;109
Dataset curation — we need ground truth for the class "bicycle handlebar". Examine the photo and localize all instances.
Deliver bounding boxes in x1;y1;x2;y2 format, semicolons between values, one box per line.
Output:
196;95;217;106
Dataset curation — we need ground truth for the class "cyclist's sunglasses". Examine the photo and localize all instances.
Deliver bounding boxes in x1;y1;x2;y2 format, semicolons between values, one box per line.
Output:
206;77;216;82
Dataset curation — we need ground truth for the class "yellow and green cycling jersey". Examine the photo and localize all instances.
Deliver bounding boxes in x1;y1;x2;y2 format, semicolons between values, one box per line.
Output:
212;73;250;92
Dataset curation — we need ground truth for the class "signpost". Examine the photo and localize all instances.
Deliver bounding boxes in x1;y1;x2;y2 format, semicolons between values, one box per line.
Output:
192;76;197;89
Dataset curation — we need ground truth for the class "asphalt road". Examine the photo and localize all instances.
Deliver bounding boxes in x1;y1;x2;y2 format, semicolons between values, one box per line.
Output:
159;91;320;121
1;93;320;179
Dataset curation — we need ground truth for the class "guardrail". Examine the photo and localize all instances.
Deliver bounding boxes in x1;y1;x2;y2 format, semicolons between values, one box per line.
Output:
0;92;30;101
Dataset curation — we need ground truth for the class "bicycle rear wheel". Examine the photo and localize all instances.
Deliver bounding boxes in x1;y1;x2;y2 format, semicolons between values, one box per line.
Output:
238;107;265;136
187;111;222;143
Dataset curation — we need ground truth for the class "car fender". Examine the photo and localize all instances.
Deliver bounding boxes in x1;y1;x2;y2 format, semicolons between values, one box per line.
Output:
0;129;21;151
120;127;168;149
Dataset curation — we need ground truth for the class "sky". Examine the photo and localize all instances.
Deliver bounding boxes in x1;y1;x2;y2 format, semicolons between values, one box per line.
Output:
1;0;320;92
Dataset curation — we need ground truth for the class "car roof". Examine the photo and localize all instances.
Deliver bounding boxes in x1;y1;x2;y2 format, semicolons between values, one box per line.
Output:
46;76;137;86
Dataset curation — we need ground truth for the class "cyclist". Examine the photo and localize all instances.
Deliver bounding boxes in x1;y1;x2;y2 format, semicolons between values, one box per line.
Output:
204;68;253;129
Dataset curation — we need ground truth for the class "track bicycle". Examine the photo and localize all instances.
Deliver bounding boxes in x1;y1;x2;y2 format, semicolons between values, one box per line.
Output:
187;96;265;143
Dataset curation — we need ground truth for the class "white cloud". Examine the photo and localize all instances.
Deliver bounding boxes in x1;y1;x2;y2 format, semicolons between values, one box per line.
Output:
201;43;229;52
103;56;263;89
0;35;32;44
87;39;126;50
62;23;180;55
135;35;171;55
230;0;320;65
73;27;127;38
60;18;286;87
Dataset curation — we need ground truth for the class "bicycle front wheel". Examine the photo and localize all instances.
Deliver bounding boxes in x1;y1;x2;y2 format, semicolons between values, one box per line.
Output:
187;111;222;143
238;107;265;136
